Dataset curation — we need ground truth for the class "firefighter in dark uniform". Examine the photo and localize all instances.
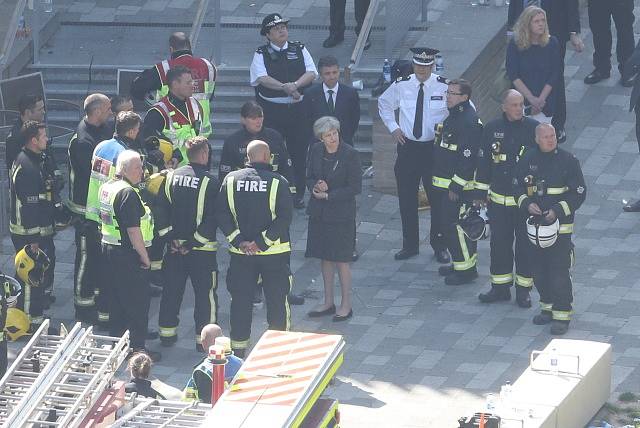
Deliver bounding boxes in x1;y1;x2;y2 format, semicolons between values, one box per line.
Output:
153;137;219;351
377;47;450;262
476;90;539;307
68;94;113;325
9;121;57;328
432;79;483;286
6;95;64;306
99;150;161;361
250;13;318;208
220;100;305;306
514;123;586;335
216;140;293;358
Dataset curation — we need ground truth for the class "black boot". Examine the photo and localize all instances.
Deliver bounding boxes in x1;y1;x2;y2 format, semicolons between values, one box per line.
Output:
515;286;532;308
550;320;569;335
532;311;552;325
444;268;478;286
438;264;454;276
478;285;511;303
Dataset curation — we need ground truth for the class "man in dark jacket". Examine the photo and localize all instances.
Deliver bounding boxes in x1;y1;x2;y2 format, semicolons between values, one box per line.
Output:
304;55;360;146
508;0;582;141
216;140;293;358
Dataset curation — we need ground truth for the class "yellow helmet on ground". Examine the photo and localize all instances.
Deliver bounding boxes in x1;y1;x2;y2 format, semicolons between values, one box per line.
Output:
14;245;50;287
5;308;30;341
0;274;21;307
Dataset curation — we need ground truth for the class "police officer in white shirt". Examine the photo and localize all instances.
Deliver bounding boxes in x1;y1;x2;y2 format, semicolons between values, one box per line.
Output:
250;13;318;209
378;47;451;262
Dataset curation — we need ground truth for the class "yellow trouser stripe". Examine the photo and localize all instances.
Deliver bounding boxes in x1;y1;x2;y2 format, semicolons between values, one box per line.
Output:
515;274;533;288
491;273;513;285
231;339;250;349
552;310;572;321
540;302;553;311
159;327;177;337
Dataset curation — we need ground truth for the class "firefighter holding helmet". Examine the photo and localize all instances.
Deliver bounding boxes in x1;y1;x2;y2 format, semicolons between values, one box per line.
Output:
513;123;586;335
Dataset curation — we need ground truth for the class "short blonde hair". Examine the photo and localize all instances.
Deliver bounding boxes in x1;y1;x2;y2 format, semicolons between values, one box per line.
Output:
313;116;341;140
513;6;550;50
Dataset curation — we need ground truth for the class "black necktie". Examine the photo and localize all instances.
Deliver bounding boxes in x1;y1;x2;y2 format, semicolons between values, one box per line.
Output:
327;89;335;114
413;83;424;140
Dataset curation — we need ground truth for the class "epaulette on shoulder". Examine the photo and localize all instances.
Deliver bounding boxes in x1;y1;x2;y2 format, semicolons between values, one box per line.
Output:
256;45;268;54
395;75;411;84
289;40;305;49
437;75;451;85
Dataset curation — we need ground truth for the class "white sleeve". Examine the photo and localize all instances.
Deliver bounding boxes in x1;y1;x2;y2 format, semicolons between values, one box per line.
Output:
250;51;267;87
301;47;318;76
377;83;401;134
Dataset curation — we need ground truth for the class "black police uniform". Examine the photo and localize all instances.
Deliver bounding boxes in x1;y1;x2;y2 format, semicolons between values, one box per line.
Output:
252;41;313;203
587;0;635;76
475;115;538;304
514;146;586;330
219;126;293;185
68;119;112;323
9;147;57;325
154;163;219;348
432;100;483;284
216;162;293;355
103;180;152;350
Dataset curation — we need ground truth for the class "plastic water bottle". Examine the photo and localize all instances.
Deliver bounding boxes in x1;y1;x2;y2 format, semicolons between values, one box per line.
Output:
435;54;444;72
550;347;559;375
383;59;391;83
43;0;53;13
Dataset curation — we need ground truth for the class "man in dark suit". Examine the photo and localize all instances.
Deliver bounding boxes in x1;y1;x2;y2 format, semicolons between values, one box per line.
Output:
508;0;583;143
304;55;360;147
622;40;640;212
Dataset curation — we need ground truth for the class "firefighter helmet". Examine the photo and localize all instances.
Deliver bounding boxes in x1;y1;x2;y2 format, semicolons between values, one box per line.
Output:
0;273;21;308
145;136;173;165
526;216;559;248
458;206;487;241
143;170;169;197
14;245;50;287
5;308;30;341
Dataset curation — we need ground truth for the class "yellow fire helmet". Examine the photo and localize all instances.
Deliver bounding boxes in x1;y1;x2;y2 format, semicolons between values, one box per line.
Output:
5;308;30;341
15;245;51;288
144;170;169;197
157;139;174;164
0;273;21;307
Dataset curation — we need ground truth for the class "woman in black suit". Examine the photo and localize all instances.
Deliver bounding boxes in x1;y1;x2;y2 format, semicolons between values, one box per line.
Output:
306;116;361;321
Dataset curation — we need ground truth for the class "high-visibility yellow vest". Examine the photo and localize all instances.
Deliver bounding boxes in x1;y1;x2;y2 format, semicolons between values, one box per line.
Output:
99;179;154;247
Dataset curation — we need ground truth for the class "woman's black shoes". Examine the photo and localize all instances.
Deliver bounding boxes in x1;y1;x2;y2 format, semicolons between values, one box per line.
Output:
332;309;353;322
308;305;336;317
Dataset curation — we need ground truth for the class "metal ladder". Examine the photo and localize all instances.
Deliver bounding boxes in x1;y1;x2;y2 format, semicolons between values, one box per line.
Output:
0;319;130;427
111;398;211;427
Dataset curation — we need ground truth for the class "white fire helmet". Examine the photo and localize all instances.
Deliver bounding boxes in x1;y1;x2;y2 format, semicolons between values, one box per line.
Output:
526;216;559;248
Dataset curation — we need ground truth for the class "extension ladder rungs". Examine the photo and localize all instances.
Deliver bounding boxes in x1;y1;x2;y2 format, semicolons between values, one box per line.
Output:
42;395;78;403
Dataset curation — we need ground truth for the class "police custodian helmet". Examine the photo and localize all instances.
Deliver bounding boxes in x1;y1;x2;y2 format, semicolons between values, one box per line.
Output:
14;245;50;288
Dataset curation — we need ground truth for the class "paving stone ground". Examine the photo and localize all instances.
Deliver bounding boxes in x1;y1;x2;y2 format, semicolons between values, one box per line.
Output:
3;0;640;426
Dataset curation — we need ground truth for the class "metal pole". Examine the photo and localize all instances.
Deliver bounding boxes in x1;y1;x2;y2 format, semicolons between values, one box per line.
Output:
213;0;222;65
0;0;29;75
33;0;40;65
189;0;209;51
422;0;429;24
